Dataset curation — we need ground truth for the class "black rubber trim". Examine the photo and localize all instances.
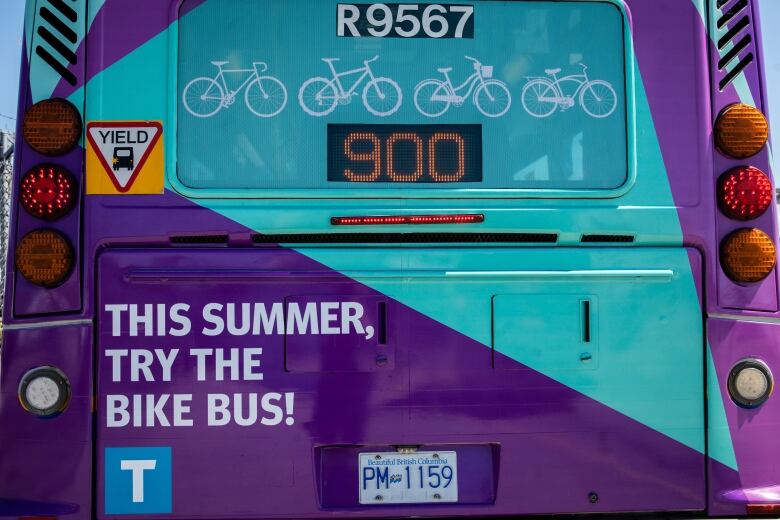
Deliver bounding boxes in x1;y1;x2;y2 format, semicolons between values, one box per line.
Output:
171;234;230;244
251;233;559;244
580;234;635;243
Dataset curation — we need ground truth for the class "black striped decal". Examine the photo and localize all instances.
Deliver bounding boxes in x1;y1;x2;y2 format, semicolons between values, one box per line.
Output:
34;0;80;86
715;0;755;92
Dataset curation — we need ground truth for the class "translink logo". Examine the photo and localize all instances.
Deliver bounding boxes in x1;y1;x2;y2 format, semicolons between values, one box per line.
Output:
105;447;172;514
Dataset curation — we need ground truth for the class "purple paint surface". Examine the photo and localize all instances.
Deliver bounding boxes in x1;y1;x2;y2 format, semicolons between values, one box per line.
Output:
0;326;93;520
7;0;780;517
89;247;706;517
0;184;720;517
709;319;780;496
629;1;780;511
52;0;207;100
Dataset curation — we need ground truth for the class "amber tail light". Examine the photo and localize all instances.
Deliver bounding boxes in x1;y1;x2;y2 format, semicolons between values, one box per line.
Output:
15;230;74;288
720;228;776;283
715;103;769;159
22;99;82;156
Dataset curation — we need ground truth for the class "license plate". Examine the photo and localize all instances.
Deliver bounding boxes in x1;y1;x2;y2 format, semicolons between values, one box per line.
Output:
359;451;458;505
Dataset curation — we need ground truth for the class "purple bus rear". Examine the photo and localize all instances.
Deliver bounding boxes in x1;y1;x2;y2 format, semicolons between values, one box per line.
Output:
2;0;780;518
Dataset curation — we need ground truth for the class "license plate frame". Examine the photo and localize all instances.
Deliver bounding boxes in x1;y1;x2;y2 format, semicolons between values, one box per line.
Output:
358;451;458;505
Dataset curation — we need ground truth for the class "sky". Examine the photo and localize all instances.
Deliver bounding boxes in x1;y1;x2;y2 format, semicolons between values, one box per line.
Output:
0;1;778;146
763;0;780;150
0;0;24;132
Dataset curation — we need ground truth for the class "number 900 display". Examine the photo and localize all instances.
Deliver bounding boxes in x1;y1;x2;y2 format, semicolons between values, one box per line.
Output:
328;124;482;183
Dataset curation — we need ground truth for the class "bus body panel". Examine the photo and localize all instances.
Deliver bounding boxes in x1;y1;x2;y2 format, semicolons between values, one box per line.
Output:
707;318;780;515
0;324;93;520
3;0;780;517
94;247;704;517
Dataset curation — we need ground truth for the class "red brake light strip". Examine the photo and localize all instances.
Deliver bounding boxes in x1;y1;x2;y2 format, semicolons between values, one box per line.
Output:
331;214;485;226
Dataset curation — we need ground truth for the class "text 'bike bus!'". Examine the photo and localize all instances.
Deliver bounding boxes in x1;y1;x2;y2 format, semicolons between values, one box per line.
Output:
2;0;779;518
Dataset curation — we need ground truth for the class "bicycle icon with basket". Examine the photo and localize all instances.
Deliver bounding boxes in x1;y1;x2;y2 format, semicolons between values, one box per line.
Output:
414;56;512;118
182;61;288;118
298;55;403;117
520;64;617;119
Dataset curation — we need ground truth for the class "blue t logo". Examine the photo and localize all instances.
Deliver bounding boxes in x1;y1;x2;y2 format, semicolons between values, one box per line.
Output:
105;447;172;514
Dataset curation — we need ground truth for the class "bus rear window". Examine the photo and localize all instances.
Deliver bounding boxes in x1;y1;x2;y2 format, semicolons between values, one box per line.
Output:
176;0;628;193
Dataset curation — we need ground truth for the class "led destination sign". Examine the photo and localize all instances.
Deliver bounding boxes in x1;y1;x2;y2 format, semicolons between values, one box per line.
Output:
328;124;482;183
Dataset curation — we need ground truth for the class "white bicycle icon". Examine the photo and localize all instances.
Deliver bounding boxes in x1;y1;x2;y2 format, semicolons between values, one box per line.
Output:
521;64;617;119
182;61;288;118
298;56;403;117
414;56;511;118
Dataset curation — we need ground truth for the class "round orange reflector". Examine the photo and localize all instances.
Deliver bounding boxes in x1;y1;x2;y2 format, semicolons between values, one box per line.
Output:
715;104;769;159
22;99;82;156
15;230;74;288
721;228;776;283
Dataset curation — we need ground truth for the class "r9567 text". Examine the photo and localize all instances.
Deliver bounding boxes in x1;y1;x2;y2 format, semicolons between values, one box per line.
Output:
337;3;475;39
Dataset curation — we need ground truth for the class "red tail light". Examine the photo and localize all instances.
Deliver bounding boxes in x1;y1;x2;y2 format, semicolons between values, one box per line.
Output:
331;214;485;226
718;166;773;221
20;165;77;221
747;504;780;515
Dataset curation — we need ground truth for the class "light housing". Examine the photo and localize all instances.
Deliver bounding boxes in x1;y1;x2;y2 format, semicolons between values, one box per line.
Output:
718;167;773;221
20;165;77;220
15;229;74;288
18;366;71;417
720;228;776;283
747;504;780;516
331;214;485;226
22;99;82;156
715;103;769;159
728;359;773;408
